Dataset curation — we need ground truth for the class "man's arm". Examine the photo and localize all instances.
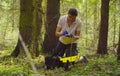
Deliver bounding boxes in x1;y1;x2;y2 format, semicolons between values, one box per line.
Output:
55;26;63;37
73;30;80;40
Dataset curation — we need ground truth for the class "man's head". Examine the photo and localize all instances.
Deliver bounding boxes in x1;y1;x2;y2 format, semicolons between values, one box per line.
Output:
67;8;78;22
68;8;78;16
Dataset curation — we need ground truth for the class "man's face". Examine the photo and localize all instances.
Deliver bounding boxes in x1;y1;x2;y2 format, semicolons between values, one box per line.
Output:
67;14;76;22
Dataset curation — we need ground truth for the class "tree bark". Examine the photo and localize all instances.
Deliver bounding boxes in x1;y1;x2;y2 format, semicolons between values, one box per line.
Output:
117;26;120;61
43;0;60;53
11;0;42;57
31;0;43;57
97;0;110;54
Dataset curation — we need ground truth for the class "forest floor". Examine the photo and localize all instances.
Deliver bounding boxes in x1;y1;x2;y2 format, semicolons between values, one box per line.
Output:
0;49;120;76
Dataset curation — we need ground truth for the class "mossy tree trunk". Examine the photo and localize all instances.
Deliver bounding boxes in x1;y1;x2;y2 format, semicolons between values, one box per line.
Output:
43;0;60;53
11;0;43;57
31;0;43;57
117;26;120;61
97;0;110;54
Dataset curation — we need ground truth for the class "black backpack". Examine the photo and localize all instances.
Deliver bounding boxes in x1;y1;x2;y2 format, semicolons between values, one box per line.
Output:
45;56;63;69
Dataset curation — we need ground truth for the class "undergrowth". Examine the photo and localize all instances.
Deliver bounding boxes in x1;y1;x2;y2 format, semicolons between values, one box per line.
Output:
0;49;120;76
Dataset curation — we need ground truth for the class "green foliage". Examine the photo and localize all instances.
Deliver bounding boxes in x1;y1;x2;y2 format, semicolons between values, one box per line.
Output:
0;0;120;75
0;65;23;76
0;56;34;76
0;0;19;51
39;54;120;76
0;49;120;76
0;0;120;53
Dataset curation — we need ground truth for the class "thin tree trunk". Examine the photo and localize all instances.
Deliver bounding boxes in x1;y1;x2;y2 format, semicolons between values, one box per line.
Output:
31;0;43;57
113;1;117;49
85;0;88;46
117;24;120;61
92;0;98;48
35;0;42;56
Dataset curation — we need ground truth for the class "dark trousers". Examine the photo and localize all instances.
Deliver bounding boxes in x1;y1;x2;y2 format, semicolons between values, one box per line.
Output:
53;41;78;57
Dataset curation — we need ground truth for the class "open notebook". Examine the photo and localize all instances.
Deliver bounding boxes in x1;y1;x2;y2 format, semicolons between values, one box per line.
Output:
62;36;76;44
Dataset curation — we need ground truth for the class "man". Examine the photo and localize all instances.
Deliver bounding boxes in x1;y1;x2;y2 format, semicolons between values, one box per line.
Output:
53;8;82;57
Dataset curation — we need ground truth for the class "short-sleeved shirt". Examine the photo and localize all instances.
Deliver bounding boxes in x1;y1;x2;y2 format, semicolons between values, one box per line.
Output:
57;15;82;44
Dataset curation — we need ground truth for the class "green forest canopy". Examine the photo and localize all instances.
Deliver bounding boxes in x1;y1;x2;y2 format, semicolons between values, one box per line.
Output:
0;0;119;53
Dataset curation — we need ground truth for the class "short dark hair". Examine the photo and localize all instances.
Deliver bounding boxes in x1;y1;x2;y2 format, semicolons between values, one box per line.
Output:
68;8;78;16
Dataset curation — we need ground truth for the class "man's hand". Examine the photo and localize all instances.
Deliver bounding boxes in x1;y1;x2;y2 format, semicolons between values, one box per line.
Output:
62;30;73;37
62;30;68;35
65;34;73;37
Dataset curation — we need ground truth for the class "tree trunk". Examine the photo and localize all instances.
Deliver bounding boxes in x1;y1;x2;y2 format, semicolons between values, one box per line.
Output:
11;39;20;57
93;0;98;48
11;0;42;57
117;26;120;61
97;0;110;54
31;0;43;57
85;0;88;46
11;0;34;57
43;0;60;53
